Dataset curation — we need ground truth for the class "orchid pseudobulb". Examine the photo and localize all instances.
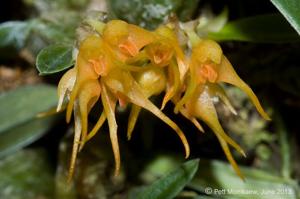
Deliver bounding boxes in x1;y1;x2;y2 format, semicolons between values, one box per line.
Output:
57;19;270;181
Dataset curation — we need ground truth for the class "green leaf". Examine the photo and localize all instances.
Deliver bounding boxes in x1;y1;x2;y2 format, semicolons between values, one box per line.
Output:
129;159;199;199
208;14;300;43
36;44;74;75
0;116;57;158
270;0;300;35
0;149;54;199
189;160;299;199
0;21;31;49
0;85;58;133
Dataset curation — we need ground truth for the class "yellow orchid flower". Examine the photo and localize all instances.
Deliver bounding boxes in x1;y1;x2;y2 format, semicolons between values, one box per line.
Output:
103;20;155;60
56;19;270;182
147;25;188;109
57;26;190;182
173;38;270;179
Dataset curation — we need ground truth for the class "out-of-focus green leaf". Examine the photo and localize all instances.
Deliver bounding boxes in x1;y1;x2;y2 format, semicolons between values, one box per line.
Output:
178;0;201;22
109;0;178;29
140;155;180;183
31;11;80;43
0;116;56;158
31;20;73;43
109;0;199;30
208;14;300;43
0;149;54;199
129;159;199;199
0;85;58;157
189;160;299;199
270;0;300;35
0;11;80;56
0;85;57;133
36;44;74;75
0;21;31;49
23;0;89;13
274;112;292;180
26;11;80;55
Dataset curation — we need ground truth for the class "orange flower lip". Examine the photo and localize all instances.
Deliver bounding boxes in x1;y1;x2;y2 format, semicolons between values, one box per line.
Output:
146;41;174;67
153;54;163;64
118;37;139;57
198;64;218;83
88;55;108;76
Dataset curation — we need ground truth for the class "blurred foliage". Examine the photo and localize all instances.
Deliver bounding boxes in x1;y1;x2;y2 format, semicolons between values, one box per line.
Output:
0;85;58;158
0;0;83;58
0;149;54;199
0;21;31;50
108;0;200;30
0;0;300;198
0;116;56;158
189;159;299;199
208;14;300;43
0;85;57;132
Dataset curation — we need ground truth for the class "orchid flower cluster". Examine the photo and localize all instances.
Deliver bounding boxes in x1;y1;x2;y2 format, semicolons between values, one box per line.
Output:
57;19;270;180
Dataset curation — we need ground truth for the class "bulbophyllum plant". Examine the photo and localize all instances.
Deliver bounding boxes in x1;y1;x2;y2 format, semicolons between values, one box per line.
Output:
56;19;270;181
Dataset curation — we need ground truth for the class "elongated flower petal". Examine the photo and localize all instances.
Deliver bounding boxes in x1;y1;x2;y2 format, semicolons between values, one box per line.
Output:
186;86;246;157
161;60;181;110
78;79;101;150
68;100;82;182
100;81;120;176
86;111;106;142
127;105;141;140
179;107;204;133
128;87;190;158
216;56;270;120
215;133;245;180
57;68;76;112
